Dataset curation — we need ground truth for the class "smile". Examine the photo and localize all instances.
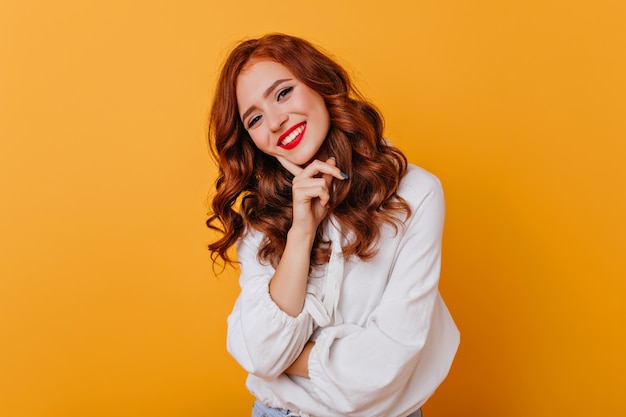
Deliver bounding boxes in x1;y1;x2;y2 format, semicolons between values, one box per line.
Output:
278;122;306;150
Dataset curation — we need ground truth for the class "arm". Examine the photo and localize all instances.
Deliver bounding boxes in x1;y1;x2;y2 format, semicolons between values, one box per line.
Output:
269;157;346;317
226;231;316;380
226;158;347;379
268;227;315;317
285;341;314;378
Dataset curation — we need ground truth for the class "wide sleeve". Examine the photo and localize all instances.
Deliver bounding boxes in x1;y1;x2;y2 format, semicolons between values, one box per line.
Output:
226;230;316;381
307;174;458;415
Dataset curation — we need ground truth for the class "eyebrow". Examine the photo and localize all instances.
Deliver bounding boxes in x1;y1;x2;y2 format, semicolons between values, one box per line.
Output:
240;78;293;122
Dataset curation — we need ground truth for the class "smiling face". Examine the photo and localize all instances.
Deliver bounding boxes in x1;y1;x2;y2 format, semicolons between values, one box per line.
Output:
236;60;331;167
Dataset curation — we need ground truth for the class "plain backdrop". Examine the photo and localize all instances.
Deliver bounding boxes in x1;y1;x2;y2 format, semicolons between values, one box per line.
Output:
1;0;624;416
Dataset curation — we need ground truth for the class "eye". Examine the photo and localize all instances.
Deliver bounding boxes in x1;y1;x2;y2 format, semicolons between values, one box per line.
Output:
277;86;293;101
247;115;261;129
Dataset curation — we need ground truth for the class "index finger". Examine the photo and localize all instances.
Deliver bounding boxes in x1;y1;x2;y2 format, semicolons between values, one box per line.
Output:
275;155;303;176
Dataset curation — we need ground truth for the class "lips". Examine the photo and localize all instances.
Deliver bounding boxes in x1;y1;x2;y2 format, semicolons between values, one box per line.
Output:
278;122;306;150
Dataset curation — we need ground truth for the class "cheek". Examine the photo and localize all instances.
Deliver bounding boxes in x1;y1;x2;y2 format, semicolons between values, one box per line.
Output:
295;90;325;113
248;131;270;152
245;129;260;146
311;96;329;121
315;100;331;130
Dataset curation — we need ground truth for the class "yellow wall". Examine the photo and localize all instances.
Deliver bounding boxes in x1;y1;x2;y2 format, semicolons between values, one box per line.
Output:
1;0;624;416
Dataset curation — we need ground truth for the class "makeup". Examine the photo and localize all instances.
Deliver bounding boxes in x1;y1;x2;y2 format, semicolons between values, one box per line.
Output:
278;122;306;150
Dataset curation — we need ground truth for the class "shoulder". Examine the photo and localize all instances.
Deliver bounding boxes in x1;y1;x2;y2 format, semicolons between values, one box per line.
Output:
397;164;444;208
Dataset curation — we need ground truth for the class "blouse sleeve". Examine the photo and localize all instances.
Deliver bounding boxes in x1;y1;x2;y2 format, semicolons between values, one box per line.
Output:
226;230;316;381
306;174;458;415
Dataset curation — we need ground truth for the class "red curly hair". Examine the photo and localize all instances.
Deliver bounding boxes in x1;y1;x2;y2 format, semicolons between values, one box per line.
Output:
207;34;410;268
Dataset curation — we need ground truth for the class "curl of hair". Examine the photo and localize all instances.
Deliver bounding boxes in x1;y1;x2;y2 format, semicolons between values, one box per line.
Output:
207;34;410;269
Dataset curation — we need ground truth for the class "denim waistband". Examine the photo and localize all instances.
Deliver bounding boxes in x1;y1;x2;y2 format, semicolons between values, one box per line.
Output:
252;400;422;417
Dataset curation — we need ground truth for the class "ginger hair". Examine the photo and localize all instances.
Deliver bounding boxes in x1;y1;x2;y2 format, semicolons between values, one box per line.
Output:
207;33;410;268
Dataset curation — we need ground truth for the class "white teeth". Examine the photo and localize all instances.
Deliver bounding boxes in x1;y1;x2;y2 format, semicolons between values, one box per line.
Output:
281;125;305;146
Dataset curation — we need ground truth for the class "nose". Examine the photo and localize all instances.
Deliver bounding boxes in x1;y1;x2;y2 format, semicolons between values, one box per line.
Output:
267;110;288;132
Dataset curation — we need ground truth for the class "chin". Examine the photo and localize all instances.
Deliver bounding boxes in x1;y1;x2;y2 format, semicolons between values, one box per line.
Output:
290;151;318;167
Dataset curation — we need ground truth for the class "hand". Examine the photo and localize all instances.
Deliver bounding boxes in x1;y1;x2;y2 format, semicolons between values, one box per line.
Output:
276;156;347;237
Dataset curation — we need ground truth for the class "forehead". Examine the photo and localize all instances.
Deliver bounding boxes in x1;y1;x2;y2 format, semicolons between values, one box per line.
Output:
236;60;295;106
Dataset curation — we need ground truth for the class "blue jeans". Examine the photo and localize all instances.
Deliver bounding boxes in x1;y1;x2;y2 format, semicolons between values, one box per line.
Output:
252;401;297;417
251;400;423;417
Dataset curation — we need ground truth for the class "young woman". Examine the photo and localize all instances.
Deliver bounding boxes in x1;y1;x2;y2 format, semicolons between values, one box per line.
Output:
207;34;459;417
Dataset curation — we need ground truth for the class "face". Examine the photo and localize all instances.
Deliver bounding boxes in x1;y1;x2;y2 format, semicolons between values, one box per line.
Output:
236;60;330;167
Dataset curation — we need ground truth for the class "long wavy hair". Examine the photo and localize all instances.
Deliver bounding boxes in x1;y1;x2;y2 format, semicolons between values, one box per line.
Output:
207;34;411;268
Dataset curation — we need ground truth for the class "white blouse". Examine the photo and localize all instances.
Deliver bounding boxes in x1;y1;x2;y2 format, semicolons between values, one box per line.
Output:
227;165;460;417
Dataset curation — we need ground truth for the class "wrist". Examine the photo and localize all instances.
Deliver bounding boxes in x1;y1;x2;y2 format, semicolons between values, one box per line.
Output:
287;227;316;245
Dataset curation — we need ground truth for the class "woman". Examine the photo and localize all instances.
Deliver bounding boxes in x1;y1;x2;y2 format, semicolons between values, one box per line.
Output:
207;34;459;417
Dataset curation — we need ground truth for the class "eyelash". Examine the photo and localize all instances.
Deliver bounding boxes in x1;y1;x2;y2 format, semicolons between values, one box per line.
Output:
247;115;261;128
246;86;294;129
277;86;293;100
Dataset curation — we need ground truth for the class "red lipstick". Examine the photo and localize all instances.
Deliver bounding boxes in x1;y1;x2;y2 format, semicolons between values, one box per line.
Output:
277;122;306;150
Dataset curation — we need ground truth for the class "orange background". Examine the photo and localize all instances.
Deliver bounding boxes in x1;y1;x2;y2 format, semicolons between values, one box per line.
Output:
1;1;624;416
